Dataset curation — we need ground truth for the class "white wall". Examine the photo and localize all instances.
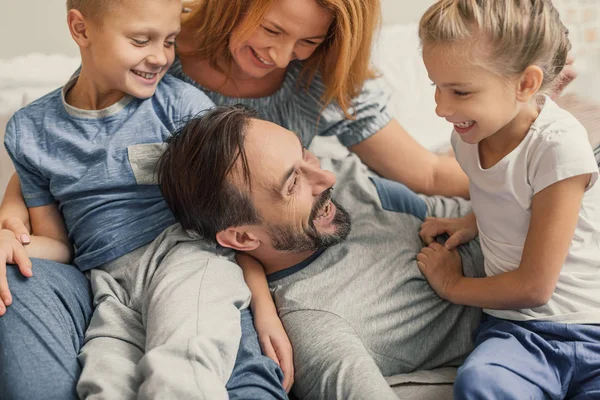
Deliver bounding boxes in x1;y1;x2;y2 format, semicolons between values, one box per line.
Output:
0;0;434;58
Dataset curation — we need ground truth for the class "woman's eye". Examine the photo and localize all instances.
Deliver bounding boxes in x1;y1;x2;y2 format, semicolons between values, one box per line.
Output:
263;26;280;35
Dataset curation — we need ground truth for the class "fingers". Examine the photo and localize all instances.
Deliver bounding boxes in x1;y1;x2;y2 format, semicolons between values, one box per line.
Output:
260;337;280;368
12;243;32;277
278;347;294;392
2;218;31;245
0;259;11;316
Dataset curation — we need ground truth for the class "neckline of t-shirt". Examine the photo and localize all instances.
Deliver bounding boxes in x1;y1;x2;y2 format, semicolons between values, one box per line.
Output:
171;56;300;103
61;75;135;120
475;95;552;172
266;247;327;283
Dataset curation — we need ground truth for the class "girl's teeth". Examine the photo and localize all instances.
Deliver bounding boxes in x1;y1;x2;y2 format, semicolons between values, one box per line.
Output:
455;121;474;128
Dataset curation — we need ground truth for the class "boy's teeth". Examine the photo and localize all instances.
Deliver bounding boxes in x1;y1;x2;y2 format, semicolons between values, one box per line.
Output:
133;71;155;79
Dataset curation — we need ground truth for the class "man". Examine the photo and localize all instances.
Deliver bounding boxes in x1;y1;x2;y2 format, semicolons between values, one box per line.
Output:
158;105;485;399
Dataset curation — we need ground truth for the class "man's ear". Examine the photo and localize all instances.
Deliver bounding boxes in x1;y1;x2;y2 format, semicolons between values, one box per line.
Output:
216;227;261;252
516;65;544;102
68;9;91;48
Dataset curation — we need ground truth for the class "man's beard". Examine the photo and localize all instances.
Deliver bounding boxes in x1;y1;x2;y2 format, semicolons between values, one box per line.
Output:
265;188;351;252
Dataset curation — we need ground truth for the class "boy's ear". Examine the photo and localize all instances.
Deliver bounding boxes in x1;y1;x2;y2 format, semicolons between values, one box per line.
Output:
517;65;544;102
67;9;91;47
216;227;261;252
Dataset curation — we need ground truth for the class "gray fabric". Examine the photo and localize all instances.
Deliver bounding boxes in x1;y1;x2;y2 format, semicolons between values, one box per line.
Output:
169;58;393;149
269;155;484;400
77;224;251;400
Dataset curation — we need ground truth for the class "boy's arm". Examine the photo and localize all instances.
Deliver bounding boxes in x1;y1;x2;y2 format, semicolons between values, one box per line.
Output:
0;174;71;264
0;173;32;237
446;174;589;309
26;203;73;264
235;253;294;393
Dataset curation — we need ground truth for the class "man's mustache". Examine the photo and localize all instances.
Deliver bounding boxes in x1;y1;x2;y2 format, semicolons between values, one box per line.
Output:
309;187;333;221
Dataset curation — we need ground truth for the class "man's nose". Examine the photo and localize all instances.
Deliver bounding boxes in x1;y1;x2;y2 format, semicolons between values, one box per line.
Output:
308;166;336;196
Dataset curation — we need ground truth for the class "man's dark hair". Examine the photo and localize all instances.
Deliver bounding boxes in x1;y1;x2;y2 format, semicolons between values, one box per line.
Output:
157;105;261;243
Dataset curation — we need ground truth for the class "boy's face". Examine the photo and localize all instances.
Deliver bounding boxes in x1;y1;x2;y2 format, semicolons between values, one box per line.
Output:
423;42;522;145
85;0;181;99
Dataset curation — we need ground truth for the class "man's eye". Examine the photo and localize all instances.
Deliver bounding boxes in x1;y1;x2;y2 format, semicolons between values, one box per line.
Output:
289;174;299;193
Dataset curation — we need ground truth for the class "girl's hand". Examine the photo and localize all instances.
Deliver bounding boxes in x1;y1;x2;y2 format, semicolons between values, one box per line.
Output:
255;310;295;392
419;214;478;250
416;242;463;300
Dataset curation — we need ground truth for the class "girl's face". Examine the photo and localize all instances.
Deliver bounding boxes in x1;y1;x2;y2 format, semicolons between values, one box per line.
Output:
229;0;333;80
423;42;524;145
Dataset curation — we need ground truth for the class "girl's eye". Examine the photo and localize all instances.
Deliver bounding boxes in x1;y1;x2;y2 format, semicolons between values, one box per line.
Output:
263;26;280;36
133;39;149;46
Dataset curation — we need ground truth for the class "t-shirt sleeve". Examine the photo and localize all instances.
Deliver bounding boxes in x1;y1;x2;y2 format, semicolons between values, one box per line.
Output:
529;125;599;195
316;75;393;148
174;84;215;126
4;115;55;207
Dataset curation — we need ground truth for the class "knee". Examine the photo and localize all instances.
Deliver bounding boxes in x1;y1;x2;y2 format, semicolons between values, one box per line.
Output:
454;364;502;399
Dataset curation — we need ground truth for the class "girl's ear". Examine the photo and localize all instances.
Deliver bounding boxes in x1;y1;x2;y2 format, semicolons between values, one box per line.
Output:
216;227;261;252
516;65;544;102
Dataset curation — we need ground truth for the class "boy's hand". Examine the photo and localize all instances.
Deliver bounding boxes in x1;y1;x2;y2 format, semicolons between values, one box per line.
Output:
255;311;295;393
416;242;463;301
0;229;33;316
2;217;32;245
419;215;477;250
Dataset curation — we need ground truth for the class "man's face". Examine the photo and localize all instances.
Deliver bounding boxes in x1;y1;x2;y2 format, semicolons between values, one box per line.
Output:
240;119;351;252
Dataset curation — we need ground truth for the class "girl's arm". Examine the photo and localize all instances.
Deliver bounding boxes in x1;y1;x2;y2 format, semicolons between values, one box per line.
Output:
235;253;294;393
446;174;589;309
350;119;470;198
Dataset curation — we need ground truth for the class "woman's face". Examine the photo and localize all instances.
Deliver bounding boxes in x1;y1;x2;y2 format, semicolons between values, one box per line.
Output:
229;0;333;79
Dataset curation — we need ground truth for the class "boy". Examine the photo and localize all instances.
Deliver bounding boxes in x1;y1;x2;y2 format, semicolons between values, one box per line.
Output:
0;0;286;399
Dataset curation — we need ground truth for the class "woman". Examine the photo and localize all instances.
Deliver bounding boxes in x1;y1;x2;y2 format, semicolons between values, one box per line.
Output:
173;0;471;199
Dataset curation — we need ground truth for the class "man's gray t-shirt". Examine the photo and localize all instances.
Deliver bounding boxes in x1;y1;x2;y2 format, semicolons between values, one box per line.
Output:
4;75;214;270
267;155;484;377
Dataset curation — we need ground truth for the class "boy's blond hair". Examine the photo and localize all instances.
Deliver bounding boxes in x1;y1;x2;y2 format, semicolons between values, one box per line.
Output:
180;0;381;118
66;0;123;20
419;0;571;93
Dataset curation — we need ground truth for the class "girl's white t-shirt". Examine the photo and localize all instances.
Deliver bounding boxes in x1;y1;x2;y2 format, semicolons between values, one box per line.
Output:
452;96;600;324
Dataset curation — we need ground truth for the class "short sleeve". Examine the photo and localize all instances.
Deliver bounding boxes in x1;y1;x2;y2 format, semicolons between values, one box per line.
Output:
175;84;215;125
4;115;55;207
529;126;599;195
317;76;393;148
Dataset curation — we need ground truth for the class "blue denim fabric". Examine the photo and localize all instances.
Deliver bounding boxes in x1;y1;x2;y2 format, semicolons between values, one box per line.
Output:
227;308;288;400
455;315;600;399
0;259;93;400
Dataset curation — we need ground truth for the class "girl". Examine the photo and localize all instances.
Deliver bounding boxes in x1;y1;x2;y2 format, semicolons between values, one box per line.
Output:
416;1;600;398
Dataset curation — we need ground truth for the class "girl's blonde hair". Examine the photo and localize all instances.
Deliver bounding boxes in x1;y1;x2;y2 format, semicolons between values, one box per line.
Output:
418;0;571;92
179;0;381;117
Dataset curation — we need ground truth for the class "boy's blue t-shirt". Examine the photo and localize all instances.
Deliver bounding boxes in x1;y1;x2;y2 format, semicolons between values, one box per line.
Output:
4;74;215;271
